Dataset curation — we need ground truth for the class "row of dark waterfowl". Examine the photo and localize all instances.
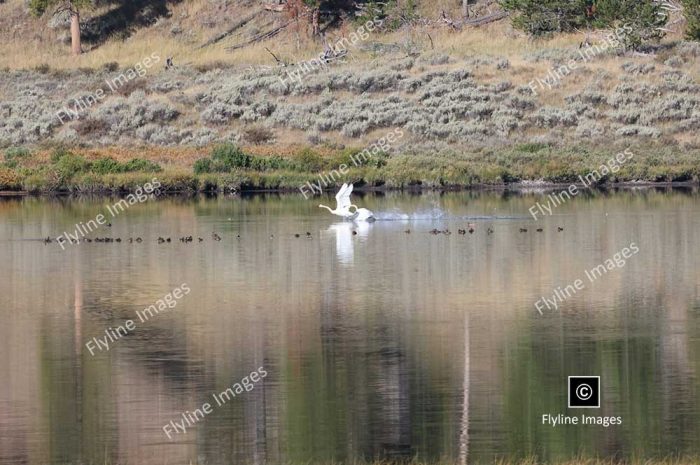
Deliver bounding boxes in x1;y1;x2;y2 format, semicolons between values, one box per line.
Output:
44;236;137;244
41;226;565;245
43;232;231;245
423;225;564;236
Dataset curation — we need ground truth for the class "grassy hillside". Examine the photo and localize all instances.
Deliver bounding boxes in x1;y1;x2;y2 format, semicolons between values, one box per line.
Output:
0;0;527;70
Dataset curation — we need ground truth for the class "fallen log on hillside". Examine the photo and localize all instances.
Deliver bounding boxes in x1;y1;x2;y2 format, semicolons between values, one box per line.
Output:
440;9;508;30
226;20;293;51
463;11;508;27
199;11;262;49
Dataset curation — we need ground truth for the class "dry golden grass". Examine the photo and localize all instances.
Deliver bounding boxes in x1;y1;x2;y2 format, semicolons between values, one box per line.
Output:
0;0;604;71
0;167;22;189
28;144;345;168
3;0;691;111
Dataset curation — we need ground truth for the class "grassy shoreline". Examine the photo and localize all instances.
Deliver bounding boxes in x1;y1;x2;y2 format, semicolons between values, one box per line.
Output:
2;180;699;198
1;142;699;195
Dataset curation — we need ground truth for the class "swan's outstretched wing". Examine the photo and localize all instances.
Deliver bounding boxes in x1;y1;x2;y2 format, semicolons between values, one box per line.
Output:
335;183;353;211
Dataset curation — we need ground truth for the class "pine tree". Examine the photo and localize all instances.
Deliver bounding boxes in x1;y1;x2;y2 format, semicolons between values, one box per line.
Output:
499;0;590;35
29;0;92;55
594;0;667;48
499;0;668;48
683;0;700;40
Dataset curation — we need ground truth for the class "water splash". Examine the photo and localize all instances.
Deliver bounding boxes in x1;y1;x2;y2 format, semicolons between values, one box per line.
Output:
374;208;527;222
375;207;446;221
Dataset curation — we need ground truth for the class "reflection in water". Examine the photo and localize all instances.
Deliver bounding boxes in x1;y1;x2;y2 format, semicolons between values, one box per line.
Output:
0;189;699;464
459;317;470;465
324;222;371;265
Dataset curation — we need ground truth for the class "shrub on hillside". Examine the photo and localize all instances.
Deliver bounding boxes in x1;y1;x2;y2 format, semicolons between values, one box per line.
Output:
683;0;700;40
531;107;579;127
677;41;700;57
114;79;149;97
609;108;642;124
499;0;590;35
50;147;74;163
103;62;119;72
50;150;163;177
294;149;324;171
191;144;256;174
355;0;418;31
193;146;292;175
34;63;51;74
193;158;213;174
211;144;251;170
341;121;371;137
501;0;667;47
616;125;661;137
621;62;656;75
243;126;274;145
122;158;162;172
516;142;549;153
249;156;291;172
4;147;30;169
594;0;666;48
90;157;163;174
91;157;122;174
74;118;108;136
93;91;179;136
575;118;606;137
53;151;91;179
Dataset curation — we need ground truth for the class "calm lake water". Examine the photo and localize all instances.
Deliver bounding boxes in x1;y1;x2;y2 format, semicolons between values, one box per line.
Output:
1;189;699;465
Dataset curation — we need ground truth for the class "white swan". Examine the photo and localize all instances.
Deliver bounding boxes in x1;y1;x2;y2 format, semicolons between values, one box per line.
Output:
319;183;355;219
349;205;375;222
319;183;375;222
